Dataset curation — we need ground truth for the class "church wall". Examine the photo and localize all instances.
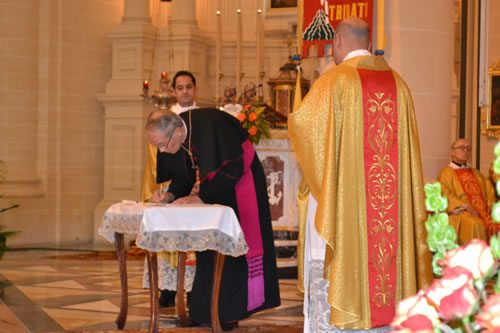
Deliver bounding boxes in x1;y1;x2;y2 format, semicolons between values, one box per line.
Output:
479;1;500;175
2;0;495;245
0;0;123;246
0;0;45;244
383;0;454;181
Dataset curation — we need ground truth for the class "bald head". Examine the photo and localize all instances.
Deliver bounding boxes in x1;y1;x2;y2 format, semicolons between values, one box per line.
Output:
333;17;370;65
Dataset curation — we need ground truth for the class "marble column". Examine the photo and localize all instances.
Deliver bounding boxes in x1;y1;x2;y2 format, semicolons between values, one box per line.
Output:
93;0;155;243
384;0;454;180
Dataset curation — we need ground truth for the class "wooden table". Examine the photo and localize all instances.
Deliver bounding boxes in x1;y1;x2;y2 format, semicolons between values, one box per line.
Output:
99;202;248;333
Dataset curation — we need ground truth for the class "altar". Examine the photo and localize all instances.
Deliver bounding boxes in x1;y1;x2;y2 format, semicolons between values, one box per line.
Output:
255;129;302;232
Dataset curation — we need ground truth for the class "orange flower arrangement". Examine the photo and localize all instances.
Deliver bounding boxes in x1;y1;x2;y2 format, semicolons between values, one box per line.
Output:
236;103;271;145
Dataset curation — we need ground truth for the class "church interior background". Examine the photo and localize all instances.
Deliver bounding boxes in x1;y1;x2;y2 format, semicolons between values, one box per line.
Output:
0;0;500;331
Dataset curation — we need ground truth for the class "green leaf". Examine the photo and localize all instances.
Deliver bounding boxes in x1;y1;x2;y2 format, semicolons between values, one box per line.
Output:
0;204;19;214
491;235;500;259
432;251;444;276
494;141;500;156
495;273;500;293
492;202;500;223
424;182;442;197
254;106;266;116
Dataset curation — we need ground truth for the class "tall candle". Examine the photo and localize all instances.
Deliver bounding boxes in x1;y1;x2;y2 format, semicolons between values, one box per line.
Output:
236;8;242;99
216;10;222;104
377;0;385;50
256;8;263;89
143;80;149;95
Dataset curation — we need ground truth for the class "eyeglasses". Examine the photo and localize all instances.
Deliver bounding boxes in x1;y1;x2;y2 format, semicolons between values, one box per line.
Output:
157;135;173;151
453;145;472;152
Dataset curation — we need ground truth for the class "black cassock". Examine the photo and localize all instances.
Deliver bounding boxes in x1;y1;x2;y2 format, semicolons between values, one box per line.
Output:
156;108;280;323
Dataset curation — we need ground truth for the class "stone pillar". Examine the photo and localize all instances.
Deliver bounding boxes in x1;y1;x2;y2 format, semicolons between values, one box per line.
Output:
384;0;454;180
157;0;210;105
93;0;155;242
0;0;43;198
169;0;197;26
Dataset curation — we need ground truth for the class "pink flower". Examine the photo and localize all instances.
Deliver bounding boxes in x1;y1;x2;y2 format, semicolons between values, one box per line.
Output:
477;293;500;330
439;239;497;279
391;329;434;333
391;290;439;330
426;266;476;319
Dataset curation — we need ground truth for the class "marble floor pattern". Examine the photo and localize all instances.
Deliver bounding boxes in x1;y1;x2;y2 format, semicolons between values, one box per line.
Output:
0;245;303;332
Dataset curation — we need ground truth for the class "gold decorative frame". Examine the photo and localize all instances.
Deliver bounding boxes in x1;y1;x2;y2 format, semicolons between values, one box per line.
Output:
269;0;297;10
481;61;500;138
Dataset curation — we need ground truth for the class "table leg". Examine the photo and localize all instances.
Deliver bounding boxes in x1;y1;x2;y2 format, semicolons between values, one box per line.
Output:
211;252;226;333
114;233;128;329
146;251;159;333
176;252;188;326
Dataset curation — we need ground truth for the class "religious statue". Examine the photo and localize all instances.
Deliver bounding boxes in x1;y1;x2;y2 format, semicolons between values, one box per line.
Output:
223;86;237;104
241;82;257;105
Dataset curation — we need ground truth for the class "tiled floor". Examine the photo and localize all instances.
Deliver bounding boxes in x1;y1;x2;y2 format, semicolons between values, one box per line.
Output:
0;245;303;332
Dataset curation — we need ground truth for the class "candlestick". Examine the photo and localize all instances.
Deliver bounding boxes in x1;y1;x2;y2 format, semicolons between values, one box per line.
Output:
377;0;385;50
256;7;264;94
216;9;222;105
236;8;242;99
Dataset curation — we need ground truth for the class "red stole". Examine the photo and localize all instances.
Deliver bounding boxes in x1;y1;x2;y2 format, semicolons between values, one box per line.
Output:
358;68;399;327
454;168;497;238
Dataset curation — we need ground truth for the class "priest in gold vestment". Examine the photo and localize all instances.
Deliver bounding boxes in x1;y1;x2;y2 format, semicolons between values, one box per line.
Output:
437;139;496;244
288;18;433;331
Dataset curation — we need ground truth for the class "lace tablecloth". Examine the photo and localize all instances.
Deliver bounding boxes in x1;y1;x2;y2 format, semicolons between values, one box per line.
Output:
136;204;248;257
99;202;248;258
98;201;150;242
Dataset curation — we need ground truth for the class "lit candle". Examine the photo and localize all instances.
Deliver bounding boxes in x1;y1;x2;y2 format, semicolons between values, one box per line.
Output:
216;9;222;105
377;0;385;50
236;8;242;99
143;80;149;95
161;72;166;79
256;8;263;92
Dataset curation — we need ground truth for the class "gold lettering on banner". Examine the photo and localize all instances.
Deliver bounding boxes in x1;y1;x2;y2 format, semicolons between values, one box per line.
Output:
329;2;369;21
366;92;397;307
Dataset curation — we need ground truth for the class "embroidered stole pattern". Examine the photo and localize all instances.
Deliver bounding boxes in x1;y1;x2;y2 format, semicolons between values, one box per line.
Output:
358;68;399;327
454;168;498;238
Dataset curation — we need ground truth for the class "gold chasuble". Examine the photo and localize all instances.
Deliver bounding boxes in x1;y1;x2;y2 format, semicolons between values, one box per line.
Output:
438;166;496;243
142;143;161;202
288;55;433;329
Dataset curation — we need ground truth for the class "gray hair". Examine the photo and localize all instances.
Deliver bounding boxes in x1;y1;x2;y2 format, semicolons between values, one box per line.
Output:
451;138;468;149
146;110;183;137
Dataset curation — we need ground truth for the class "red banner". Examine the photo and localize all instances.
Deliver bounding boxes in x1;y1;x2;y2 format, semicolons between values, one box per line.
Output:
301;0;373;58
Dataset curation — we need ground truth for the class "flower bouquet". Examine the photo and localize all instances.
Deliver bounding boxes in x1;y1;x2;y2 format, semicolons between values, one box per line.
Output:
235;103;271;145
390;143;500;333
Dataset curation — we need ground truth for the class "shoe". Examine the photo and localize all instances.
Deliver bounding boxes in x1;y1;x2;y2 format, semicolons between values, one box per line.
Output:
221;321;239;331
159;289;176;308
